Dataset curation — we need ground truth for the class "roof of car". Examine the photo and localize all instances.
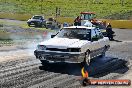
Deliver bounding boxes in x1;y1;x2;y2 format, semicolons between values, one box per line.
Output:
63;26;96;29
33;15;43;17
80;12;95;14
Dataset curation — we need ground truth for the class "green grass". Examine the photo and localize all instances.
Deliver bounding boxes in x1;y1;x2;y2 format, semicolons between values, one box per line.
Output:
0;0;131;19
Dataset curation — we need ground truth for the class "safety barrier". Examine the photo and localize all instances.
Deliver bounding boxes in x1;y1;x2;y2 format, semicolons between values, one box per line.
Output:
0;12;31;21
0;13;131;29
57;17;132;29
101;19;132;29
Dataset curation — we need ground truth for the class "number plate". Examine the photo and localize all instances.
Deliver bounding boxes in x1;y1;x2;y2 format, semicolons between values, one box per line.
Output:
31;23;34;24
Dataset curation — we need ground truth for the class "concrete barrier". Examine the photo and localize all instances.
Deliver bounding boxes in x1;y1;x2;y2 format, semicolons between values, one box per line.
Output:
0;12;31;21
57;17;74;24
57;17;132;29
101;19;132;29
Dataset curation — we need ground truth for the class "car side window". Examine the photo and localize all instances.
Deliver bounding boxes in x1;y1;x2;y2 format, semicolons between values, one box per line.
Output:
91;29;98;41
96;28;104;39
91;28;104;41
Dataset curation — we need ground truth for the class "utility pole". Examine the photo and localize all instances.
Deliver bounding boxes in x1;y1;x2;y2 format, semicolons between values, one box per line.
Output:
56;7;60;17
55;7;61;22
58;8;60;16
56;7;58;18
40;0;43;14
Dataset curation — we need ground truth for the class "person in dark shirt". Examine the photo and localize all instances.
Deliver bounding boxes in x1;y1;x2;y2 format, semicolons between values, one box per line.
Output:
74;16;81;26
106;23;114;41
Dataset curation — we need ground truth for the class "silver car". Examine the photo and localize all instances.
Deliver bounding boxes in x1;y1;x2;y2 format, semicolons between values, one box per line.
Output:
34;26;110;65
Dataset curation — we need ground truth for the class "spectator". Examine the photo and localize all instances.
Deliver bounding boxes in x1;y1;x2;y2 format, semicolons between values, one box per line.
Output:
106;23;114;41
63;22;69;27
74;16;81;26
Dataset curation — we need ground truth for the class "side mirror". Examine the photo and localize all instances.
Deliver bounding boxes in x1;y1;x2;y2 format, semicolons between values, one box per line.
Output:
51;35;55;38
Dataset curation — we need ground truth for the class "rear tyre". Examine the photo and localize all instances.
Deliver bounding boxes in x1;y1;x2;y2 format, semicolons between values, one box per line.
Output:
99;45;109;58
99;52;105;58
84;50;91;65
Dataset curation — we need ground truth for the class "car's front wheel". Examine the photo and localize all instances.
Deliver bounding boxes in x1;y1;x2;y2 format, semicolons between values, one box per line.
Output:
40;60;49;65
28;23;31;27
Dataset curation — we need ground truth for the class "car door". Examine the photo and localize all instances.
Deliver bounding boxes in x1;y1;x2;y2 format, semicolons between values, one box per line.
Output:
95;28;106;54
90;29;101;57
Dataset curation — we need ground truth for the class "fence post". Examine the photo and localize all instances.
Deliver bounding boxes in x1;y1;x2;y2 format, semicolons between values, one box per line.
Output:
40;0;43;14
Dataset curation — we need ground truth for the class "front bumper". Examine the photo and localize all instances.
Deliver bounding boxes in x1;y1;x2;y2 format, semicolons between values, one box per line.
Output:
34;50;85;62
27;21;41;25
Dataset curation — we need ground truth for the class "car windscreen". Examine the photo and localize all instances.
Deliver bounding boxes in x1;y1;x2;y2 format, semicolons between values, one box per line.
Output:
56;28;91;40
32;16;42;19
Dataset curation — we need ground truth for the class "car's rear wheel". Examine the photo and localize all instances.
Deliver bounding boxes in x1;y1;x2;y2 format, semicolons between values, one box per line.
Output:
99;45;109;58
99;51;105;58
84;50;91;65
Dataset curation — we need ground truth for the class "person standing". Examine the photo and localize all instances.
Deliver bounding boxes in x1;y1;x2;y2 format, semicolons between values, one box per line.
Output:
74;16;81;26
106;23;114;41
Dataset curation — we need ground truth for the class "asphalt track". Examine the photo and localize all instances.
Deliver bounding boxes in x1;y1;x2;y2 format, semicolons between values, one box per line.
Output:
0;28;132;88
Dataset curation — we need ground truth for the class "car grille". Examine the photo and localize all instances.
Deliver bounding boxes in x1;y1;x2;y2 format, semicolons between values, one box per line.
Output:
46;48;68;52
46;48;81;52
31;21;40;23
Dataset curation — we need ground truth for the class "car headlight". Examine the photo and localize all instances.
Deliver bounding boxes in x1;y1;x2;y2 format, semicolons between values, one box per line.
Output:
27;21;30;23
37;45;46;50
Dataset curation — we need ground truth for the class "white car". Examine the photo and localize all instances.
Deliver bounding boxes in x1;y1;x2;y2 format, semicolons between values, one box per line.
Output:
34;26;110;65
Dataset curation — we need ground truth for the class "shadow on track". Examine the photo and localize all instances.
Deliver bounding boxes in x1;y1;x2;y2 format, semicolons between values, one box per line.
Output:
111;39;122;42
39;57;128;78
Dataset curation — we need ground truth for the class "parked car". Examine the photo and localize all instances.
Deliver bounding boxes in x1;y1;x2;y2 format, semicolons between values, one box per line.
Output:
34;26;110;65
45;18;61;29
27;15;46;27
